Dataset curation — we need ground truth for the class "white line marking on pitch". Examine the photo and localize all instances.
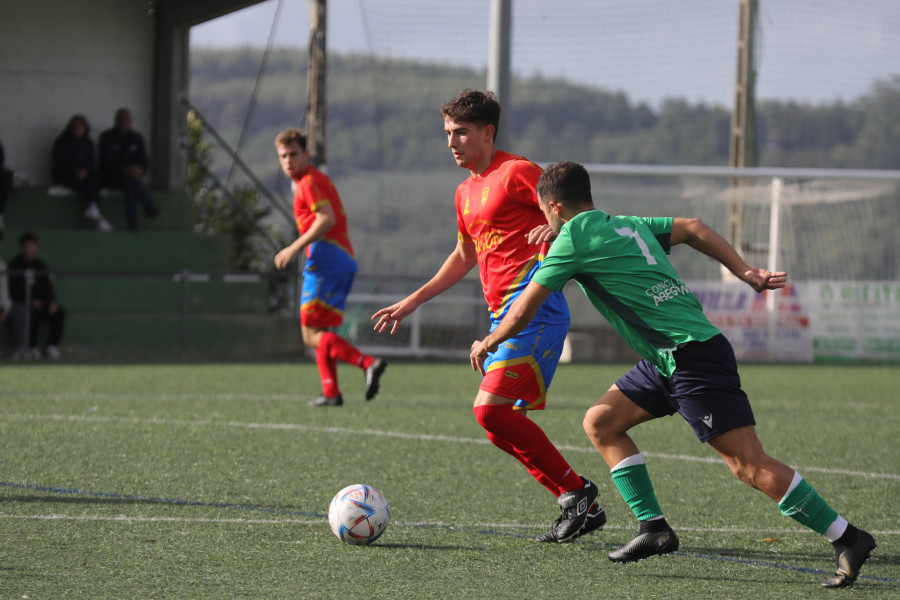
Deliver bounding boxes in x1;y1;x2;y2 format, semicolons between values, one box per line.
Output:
0;513;318;525
1;514;897;537
9;413;900;481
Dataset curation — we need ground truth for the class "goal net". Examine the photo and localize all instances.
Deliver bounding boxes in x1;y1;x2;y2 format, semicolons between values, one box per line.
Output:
577;165;900;283
343;165;900;363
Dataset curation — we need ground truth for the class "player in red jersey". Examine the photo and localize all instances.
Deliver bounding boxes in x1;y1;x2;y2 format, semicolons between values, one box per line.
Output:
274;128;386;407
372;90;602;543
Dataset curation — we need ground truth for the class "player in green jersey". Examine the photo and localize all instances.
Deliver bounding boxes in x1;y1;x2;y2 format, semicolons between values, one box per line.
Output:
470;161;875;588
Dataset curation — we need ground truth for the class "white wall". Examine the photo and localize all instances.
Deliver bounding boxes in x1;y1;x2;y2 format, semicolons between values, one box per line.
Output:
0;0;156;184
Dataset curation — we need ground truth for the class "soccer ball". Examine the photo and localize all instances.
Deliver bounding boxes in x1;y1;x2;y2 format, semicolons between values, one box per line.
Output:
328;484;390;545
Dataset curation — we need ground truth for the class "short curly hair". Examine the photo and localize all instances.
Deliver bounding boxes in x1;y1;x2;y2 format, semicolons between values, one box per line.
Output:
274;128;308;150
440;89;501;140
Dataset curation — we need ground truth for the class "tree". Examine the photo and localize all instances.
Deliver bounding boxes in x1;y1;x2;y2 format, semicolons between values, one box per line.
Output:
185;110;285;273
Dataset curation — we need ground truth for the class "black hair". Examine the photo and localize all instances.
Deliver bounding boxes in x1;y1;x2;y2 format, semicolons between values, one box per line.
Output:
536;161;594;208
440;89;501;140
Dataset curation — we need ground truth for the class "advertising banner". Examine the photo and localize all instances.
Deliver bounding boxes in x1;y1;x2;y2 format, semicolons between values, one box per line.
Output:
692;282;812;362
690;281;900;363
805;281;900;362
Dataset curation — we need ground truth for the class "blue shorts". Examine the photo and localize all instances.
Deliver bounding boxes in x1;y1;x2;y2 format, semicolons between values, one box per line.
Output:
300;267;355;328
615;334;756;442
481;320;568;411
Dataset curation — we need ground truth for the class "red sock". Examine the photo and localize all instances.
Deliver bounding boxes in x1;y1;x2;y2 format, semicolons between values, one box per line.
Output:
485;430;560;497
315;340;339;398
320;331;371;369
473;404;584;494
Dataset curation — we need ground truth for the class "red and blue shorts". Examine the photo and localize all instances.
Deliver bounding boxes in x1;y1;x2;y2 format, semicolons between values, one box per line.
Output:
481;319;568;410
300;266;355;328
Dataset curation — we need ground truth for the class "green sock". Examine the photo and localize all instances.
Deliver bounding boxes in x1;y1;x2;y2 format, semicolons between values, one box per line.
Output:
778;477;838;535
611;463;664;521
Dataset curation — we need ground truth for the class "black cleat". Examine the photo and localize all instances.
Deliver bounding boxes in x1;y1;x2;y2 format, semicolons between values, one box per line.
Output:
548;477;599;542
534;502;606;543
572;502;607;541
364;358;387;401
308;393;343;407
608;525;679;563
821;529;876;588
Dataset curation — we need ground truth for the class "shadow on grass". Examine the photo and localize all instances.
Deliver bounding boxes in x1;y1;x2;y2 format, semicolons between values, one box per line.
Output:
375;542;476;551
0;492;321;518
569;537;898;586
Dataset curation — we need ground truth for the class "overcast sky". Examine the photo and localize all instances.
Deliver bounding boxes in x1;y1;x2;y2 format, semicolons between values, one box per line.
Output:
190;0;900;108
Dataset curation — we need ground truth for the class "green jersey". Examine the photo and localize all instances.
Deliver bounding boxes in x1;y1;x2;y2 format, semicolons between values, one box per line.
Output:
533;210;721;377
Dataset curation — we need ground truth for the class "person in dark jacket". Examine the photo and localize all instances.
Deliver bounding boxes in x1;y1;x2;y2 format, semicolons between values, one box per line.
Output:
99;108;159;231
52;115;112;232
1;138;14;230
8;231;65;360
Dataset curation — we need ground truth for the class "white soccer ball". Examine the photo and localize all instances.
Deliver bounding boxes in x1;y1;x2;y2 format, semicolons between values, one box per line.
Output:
328;483;390;545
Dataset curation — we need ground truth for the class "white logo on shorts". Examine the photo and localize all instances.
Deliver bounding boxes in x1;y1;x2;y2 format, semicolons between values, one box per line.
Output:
701;414;714;429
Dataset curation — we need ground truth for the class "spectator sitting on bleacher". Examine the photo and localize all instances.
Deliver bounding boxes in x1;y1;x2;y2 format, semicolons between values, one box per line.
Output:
7;231;65;360
1;138;12;231
52;115;112;232
99;108;160;231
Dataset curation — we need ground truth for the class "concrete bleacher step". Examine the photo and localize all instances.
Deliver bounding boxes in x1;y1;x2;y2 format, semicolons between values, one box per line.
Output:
2;228;233;272
55;275;271;315
56;314;304;361
0;187;296;361
4;187;193;232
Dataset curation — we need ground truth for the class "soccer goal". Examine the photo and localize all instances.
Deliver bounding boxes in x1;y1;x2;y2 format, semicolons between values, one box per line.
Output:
573;164;900;363
343;164;900;363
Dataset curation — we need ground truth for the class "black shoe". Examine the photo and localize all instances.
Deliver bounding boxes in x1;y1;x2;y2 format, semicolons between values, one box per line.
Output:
608;525;679;563
308;393;343;407
548;477;599;542
821;528;876;588
572;502;607;540
534;501;606;543
364;358;387;401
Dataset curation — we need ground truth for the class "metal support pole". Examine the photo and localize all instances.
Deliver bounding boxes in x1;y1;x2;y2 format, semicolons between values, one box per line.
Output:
180;270;189;359
488;0;511;147
308;0;327;167
725;0;759;280
766;177;782;357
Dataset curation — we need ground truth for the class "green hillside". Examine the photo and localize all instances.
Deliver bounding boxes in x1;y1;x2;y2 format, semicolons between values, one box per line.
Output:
187;49;899;281
189;48;900;186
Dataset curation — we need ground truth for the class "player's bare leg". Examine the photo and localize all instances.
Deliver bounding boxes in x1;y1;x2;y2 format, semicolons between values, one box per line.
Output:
584;385;678;562
709;426;876;588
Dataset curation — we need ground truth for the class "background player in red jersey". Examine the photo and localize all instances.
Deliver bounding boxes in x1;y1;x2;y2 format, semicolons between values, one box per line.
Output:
372;90;602;542
274;128;386;407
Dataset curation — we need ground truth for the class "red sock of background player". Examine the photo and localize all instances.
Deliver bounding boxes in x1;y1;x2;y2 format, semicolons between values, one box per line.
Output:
485;431;560;497
474;404;584;494
315;338;340;398
320;331;373;369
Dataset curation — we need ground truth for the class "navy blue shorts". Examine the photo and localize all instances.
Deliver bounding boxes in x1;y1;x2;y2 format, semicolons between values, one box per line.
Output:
615;334;756;443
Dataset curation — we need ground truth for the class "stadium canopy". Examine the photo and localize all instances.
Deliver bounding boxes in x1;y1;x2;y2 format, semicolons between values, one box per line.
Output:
0;0;272;192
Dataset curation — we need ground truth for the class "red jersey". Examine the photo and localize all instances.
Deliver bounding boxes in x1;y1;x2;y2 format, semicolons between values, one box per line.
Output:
455;150;569;324
293;164;356;269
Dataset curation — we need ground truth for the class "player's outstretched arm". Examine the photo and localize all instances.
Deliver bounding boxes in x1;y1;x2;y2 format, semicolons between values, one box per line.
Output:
670;217;787;293
372;239;477;335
